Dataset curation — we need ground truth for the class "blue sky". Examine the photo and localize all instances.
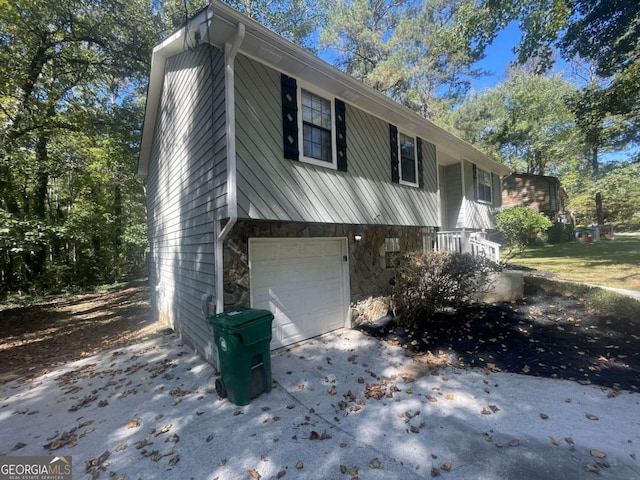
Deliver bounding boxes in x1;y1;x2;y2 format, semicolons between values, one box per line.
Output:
470;22;521;91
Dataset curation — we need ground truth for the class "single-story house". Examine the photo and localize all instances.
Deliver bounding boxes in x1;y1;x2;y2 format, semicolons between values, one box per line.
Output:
502;173;569;221
136;1;511;368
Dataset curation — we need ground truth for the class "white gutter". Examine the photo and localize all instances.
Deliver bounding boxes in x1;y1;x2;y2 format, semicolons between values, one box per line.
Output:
215;21;245;314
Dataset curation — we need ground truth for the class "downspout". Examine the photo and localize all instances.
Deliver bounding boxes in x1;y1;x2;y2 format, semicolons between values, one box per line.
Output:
215;22;245;314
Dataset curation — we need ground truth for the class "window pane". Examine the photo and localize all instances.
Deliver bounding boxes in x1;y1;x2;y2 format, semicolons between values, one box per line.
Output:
399;133;416;184
400;134;414;158
401;156;416;183
301;89;332;163
476;168;492;202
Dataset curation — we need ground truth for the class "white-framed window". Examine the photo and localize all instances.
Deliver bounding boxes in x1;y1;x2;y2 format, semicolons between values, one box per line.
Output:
476;167;492;203
399;132;418;187
298;85;337;169
384;237;400;268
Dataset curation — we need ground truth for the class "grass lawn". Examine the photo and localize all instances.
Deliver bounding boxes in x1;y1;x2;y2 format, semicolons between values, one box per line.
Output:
509;232;640;292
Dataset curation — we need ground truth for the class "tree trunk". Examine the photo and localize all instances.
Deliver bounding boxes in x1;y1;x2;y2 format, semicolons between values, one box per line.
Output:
595;192;604;225
591;145;603;225
30;134;49;279
113;181;122;256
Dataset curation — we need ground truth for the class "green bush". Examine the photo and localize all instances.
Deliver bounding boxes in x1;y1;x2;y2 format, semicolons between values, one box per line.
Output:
392;251;500;326
494;206;554;260
546;222;575;244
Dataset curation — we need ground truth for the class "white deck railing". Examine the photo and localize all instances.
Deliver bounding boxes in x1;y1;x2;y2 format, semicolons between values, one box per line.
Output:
424;231;500;263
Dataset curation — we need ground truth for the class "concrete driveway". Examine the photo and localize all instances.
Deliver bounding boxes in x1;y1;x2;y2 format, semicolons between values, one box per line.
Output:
1;329;638;479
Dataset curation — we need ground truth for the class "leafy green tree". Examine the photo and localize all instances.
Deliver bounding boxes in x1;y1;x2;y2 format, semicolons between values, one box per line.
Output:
225;0;322;50
320;0;487;118
447;69;582;175
494;206;553;260
0;0;157;293
568;162;640;228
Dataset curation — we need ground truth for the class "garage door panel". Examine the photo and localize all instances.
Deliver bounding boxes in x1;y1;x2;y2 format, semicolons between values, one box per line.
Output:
249;238;349;350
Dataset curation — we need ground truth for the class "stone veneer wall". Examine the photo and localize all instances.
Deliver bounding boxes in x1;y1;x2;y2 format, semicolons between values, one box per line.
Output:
223;219;423;310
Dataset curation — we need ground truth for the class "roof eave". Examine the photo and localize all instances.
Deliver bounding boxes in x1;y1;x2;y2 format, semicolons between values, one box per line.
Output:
138;1;510;178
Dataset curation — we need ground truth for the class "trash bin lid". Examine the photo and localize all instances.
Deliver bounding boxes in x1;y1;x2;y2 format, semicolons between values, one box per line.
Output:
208;306;274;331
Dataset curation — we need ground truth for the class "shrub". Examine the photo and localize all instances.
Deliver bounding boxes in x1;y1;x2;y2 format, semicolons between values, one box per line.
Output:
494;206;553;260
546;222;575;244
392;251;500;326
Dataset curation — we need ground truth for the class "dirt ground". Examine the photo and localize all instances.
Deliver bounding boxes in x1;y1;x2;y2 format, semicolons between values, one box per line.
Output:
1;279;639;393
0;282;166;385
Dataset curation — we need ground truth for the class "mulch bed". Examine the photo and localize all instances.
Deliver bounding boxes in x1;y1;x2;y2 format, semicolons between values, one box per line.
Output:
357;280;640;392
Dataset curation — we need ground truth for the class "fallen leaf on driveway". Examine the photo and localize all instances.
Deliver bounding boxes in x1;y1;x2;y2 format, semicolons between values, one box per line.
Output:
134;440;148;449
69;394;98;412
85;450;111;473
444;394;454;401
44;431;77;450
127;419;140;429
295;461;303;469
549;437;560;446
508;439;520;447
441;461;452;471
12;442;26;450
431;466;440;476
249;469;261;479
481;408;491;415
489;405;499;413
426;395;438;403
585;413;599;421
369;457;382;469
168;455;180;466
540;413;549;420
584;464;600;473
591;450;606;458
155;423;172;436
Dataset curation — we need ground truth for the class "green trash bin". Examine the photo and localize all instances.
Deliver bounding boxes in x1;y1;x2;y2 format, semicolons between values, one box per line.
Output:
208;307;274;406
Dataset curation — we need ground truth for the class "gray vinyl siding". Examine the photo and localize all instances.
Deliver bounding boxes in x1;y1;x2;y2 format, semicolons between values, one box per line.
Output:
444;164;462;230
422;140;438;194
492;173;502;208
462;160;494;230
235;54;439;227
146;44;224;365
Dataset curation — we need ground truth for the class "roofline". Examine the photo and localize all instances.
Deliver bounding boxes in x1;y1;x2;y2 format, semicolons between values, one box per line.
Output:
137;1;510;178
504;172;562;182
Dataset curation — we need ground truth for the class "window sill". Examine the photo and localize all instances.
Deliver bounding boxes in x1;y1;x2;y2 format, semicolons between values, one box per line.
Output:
399;179;419;188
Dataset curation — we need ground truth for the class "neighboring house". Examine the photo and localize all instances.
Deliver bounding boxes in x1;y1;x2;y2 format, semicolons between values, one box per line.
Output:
502;173;569;221
136;1;511;368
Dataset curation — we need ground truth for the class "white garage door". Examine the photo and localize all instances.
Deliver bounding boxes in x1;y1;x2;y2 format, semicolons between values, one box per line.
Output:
249;238;350;349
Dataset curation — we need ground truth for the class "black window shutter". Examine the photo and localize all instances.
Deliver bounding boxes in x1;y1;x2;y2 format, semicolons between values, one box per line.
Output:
416;137;424;188
281;74;299;161
335;99;347;172
491;172;497;205
390;124;399;183
472;163;478;200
